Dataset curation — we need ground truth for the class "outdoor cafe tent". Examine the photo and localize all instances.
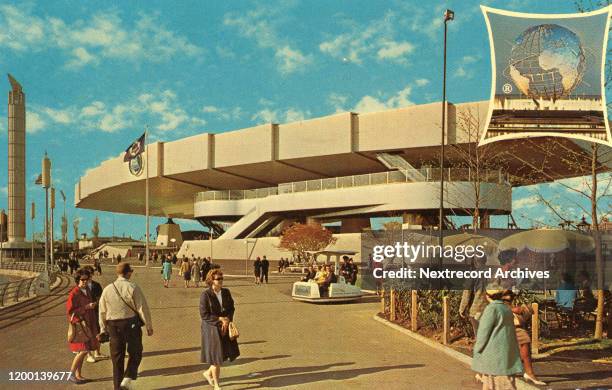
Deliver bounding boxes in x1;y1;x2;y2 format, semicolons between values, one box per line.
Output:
498;229;595;254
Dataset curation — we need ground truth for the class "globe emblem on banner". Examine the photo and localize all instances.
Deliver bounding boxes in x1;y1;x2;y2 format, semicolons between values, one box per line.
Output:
506;24;586;100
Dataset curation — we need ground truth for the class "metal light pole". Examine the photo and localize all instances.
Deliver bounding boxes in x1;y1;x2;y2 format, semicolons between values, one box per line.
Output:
0;209;4;268
31;202;35;268
439;9;454;248
60;190;66;252
50;187;55;267
42;153;51;274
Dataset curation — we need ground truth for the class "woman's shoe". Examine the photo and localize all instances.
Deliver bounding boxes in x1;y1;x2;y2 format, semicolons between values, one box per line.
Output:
214;385;222;390
202;370;214;386
523;373;546;386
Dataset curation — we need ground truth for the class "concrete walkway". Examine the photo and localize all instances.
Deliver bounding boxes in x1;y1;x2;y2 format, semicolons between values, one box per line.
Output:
0;266;480;389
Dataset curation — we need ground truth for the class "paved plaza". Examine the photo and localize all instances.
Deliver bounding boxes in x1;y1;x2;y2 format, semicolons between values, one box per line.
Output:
0;265;481;389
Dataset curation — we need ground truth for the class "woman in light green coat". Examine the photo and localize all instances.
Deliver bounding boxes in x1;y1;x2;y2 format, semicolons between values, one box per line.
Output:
472;289;523;390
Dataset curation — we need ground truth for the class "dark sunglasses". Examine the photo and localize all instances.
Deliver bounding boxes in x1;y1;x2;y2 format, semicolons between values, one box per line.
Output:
214;277;224;281
80;278;89;282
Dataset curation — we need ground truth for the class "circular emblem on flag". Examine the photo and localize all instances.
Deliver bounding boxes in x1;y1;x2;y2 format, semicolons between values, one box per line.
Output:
129;154;144;176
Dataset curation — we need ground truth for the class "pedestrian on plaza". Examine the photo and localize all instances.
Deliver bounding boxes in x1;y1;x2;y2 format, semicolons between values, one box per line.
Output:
112;254;116;264
278;258;284;273
83;267;109;363
192;259;201;288
98;263;154;390
201;257;211;281
260;256;269;284
180;258;191;288
93;257;103;275
162;258;172;288
200;269;240;390
253;257;262;285
472;286;523;389
459;256;488;337
66;269;100;384
116;254;122;263
510;301;546;386
348;258;358;285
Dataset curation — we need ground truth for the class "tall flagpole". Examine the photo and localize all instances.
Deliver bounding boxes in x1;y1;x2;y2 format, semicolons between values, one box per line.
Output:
145;126;150;266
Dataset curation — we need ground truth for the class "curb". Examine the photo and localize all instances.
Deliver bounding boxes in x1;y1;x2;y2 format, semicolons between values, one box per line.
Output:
372;315;540;390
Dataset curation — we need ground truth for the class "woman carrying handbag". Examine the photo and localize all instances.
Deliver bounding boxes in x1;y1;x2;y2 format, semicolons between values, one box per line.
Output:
66;269;100;384
200;269;240;390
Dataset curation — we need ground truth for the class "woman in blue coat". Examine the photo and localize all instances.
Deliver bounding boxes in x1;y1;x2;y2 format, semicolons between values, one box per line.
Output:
161;259;172;288
472;288;523;390
200;269;239;390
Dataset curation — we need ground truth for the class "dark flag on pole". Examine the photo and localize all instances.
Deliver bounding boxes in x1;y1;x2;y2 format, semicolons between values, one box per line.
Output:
34;173;43;185
124;133;146;162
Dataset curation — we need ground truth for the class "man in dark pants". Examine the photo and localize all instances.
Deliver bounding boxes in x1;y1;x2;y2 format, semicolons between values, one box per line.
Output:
99;263;153;390
261;256;270;284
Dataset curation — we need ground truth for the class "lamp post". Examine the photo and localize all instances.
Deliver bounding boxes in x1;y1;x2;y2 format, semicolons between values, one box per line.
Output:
439;9;454;248
60;190;66;252
50;187;55;268
0;209;4;268
31;202;35;268
42;153;51;274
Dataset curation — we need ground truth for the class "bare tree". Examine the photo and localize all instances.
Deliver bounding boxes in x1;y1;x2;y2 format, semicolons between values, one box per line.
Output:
443;106;519;231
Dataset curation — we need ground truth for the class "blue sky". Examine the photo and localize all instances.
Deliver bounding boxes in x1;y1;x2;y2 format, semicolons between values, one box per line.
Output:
0;0;609;241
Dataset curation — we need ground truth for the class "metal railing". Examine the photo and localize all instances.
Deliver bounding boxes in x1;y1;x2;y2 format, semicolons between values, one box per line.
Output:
195;168;510;202
0;276;38;307
0;261;57;307
196;186;279;202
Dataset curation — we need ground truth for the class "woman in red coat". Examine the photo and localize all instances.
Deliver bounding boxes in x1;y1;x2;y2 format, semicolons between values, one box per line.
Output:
66;269;99;384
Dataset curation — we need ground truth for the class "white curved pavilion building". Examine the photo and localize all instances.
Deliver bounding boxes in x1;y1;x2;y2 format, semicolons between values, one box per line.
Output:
75;100;608;261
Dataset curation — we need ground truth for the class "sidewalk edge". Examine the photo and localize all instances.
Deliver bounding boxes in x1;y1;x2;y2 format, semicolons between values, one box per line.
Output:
372;315;539;390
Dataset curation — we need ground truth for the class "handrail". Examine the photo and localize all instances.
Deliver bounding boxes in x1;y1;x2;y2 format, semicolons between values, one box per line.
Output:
0;276;39;307
0;261;57;307
195;168;510;202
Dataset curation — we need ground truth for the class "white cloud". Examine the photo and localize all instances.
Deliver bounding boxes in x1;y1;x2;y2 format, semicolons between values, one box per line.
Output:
224;7;312;74
328;93;349;113
202;105;243;122
27;112;46;133
415;78;430;87
202;106;219;113
319;12;414;65
512;194;540;209
251;107;311;124
376;41;414;61
275;45;313;74
454;55;481;79
66;47;98;68
0;6;202;68
0;186;7;195
352;85;414;113
81;101;105;117
42;107;73;124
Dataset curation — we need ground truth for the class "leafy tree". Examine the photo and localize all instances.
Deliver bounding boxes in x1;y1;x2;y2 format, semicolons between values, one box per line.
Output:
278;222;336;262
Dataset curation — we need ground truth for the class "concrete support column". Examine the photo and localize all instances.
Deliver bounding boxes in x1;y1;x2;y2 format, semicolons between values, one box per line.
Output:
340;217;370;233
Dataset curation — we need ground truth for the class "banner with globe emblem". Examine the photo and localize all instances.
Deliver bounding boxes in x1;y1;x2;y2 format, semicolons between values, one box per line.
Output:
480;6;612;147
